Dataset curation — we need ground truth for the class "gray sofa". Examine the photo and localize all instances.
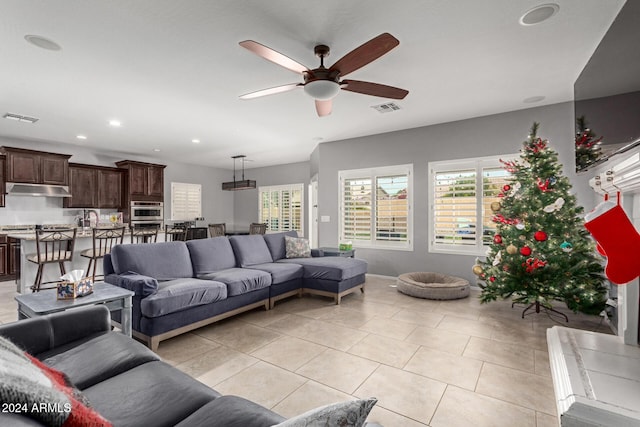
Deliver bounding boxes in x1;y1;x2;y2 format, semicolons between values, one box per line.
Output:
103;231;367;350
0;305;380;426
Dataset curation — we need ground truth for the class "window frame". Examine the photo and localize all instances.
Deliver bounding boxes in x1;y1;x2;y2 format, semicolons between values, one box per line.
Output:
170;182;202;221
258;183;305;235
339;164;413;251
428;154;516;256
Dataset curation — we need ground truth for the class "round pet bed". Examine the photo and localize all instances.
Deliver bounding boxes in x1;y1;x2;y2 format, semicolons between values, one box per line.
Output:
396;272;470;300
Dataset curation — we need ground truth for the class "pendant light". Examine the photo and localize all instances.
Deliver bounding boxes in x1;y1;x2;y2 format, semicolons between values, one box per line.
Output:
222;155;256;190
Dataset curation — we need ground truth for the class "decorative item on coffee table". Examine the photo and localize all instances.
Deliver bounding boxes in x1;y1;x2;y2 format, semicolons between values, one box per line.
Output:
57;270;93;300
474;122;607;319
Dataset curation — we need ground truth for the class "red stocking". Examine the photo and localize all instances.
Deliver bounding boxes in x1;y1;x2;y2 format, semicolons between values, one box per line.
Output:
584;201;640;285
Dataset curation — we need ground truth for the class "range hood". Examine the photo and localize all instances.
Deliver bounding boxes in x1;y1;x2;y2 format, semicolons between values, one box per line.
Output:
6;182;72;198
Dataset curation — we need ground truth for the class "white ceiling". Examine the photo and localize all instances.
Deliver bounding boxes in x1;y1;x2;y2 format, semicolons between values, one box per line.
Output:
0;0;625;169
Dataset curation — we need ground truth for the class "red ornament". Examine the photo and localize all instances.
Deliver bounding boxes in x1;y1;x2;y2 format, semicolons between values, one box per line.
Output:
489;276;496;282
520;246;532;256
534;231;548;241
493;234;503;244
502;184;511;192
537;178;551;192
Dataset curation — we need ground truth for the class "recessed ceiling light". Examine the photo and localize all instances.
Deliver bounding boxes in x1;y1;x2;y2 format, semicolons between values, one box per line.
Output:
523;95;546;103
24;35;62;51
153;148;161;152
109;120;121;127
76;135;87;140
192;139;200;144
519;4;559;26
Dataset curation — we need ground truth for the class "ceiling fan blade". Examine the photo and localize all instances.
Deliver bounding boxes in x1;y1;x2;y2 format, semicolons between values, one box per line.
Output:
239;40;309;74
239;83;302;100
315;99;332;117
341;80;408;99
330;33;399;77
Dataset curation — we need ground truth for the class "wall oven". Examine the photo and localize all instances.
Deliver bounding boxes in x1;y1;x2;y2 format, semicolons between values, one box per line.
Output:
130;201;164;222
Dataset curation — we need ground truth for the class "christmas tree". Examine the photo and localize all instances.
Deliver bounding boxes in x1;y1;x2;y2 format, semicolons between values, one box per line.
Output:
575;116;603;170
475;123;607;316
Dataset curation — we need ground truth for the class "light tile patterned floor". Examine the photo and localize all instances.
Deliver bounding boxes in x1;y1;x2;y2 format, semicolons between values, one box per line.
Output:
0;275;612;426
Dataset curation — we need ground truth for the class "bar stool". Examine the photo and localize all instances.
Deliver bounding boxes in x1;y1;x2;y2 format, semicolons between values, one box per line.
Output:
27;228;77;292
165;224;188;241
208;223;226;237
249;223;267;235
130;224;160;244
80;227;125;281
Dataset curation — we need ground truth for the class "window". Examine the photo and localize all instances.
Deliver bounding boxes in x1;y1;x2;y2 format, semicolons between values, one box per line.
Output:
171;182;202;220
428;155;514;255
259;184;304;235
339;164;413;250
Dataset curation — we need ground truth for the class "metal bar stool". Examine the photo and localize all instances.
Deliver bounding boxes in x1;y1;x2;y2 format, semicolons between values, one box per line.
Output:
249;223;267;235
165;224;188;241
208;223;226;237
80;226;125;281
27;228;77;292
130;224;160;244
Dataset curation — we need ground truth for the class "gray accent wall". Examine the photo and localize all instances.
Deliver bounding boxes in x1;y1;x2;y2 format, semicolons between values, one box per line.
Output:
316;101;592;282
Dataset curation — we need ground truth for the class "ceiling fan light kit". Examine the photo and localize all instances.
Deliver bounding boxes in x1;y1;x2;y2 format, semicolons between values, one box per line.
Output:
239;33;409;116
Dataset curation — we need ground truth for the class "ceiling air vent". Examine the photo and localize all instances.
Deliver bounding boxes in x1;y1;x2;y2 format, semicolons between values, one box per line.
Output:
372;102;401;113
3;113;39;123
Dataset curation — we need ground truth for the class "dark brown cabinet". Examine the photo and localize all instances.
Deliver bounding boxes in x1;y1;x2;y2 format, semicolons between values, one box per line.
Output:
116;160;166;202
0;155;5;208
0;235;18;281
0;147;71;186
64;164;123;209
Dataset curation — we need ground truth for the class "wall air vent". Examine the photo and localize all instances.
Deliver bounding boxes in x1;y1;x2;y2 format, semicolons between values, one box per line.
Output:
371;102;401;113
3;113;39;123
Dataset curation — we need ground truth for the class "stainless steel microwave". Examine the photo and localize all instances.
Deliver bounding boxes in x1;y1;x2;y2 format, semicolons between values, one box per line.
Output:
130;201;163;221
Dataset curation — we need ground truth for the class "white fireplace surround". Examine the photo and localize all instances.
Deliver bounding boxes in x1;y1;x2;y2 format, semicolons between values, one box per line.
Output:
548;144;640;426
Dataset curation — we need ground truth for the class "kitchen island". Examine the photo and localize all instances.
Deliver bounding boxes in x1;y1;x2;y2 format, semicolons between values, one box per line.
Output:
9;229;166;294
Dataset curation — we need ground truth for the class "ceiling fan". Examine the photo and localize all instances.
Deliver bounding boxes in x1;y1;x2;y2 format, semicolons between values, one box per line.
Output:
239;33;409;117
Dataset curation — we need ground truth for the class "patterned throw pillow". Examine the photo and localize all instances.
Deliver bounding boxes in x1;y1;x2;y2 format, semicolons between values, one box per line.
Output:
285;235;312;259
0;336;111;427
273;397;377;427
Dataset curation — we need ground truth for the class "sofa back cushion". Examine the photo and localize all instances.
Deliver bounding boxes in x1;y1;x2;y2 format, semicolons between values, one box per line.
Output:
263;231;298;261
186;237;237;276
110;241;194;280
229;235;273;267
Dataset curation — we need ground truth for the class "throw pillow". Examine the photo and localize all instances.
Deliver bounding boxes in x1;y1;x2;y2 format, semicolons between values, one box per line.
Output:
273;397;377;427
285;235;312;259
0;335;111;427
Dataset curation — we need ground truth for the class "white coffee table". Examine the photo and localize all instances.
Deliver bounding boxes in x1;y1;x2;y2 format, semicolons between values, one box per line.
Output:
15;282;134;337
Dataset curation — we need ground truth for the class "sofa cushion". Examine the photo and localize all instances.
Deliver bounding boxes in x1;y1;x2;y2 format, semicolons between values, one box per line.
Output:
140;278;227;318
263;231;298;261
229;235;273;267
110;241;194;280
114;272;158;297
278;257;368;281
187;237;237;274
249;263;304;284
285;235;311;258
41;332;160;390
175;395;285;427
198;268;271;296
83;361;220;427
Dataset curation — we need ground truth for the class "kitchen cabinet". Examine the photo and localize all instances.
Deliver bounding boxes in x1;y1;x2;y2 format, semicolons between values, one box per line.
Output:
64;164;123;209
0;235;18;281
0;147;71;186
0;155;5;208
116;160;166;202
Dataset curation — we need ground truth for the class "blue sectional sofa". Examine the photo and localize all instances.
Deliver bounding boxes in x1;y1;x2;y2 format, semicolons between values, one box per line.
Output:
104;231;367;350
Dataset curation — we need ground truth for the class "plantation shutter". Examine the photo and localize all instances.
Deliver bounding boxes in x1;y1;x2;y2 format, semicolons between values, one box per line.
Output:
433;169;477;246
171;182;201;220
258;184;304;234
342;178;372;242
482;167;511;245
376;175;409;242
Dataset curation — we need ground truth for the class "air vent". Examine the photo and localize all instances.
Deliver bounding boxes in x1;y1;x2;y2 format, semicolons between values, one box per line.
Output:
372;102;401;113
3;113;39;123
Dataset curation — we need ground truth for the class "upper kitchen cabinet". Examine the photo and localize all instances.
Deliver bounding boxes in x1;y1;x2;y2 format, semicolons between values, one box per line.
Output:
0;147;71;186
0;155;5;207
64;163;123;209
116;160;165;202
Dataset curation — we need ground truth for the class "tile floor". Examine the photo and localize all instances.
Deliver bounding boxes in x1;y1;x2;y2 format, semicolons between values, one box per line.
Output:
0;275;612;426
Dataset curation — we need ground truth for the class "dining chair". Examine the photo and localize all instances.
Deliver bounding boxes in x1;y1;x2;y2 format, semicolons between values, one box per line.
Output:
165;224;188;241
249;223;267;235
130;224;160;244
208;223;226;237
